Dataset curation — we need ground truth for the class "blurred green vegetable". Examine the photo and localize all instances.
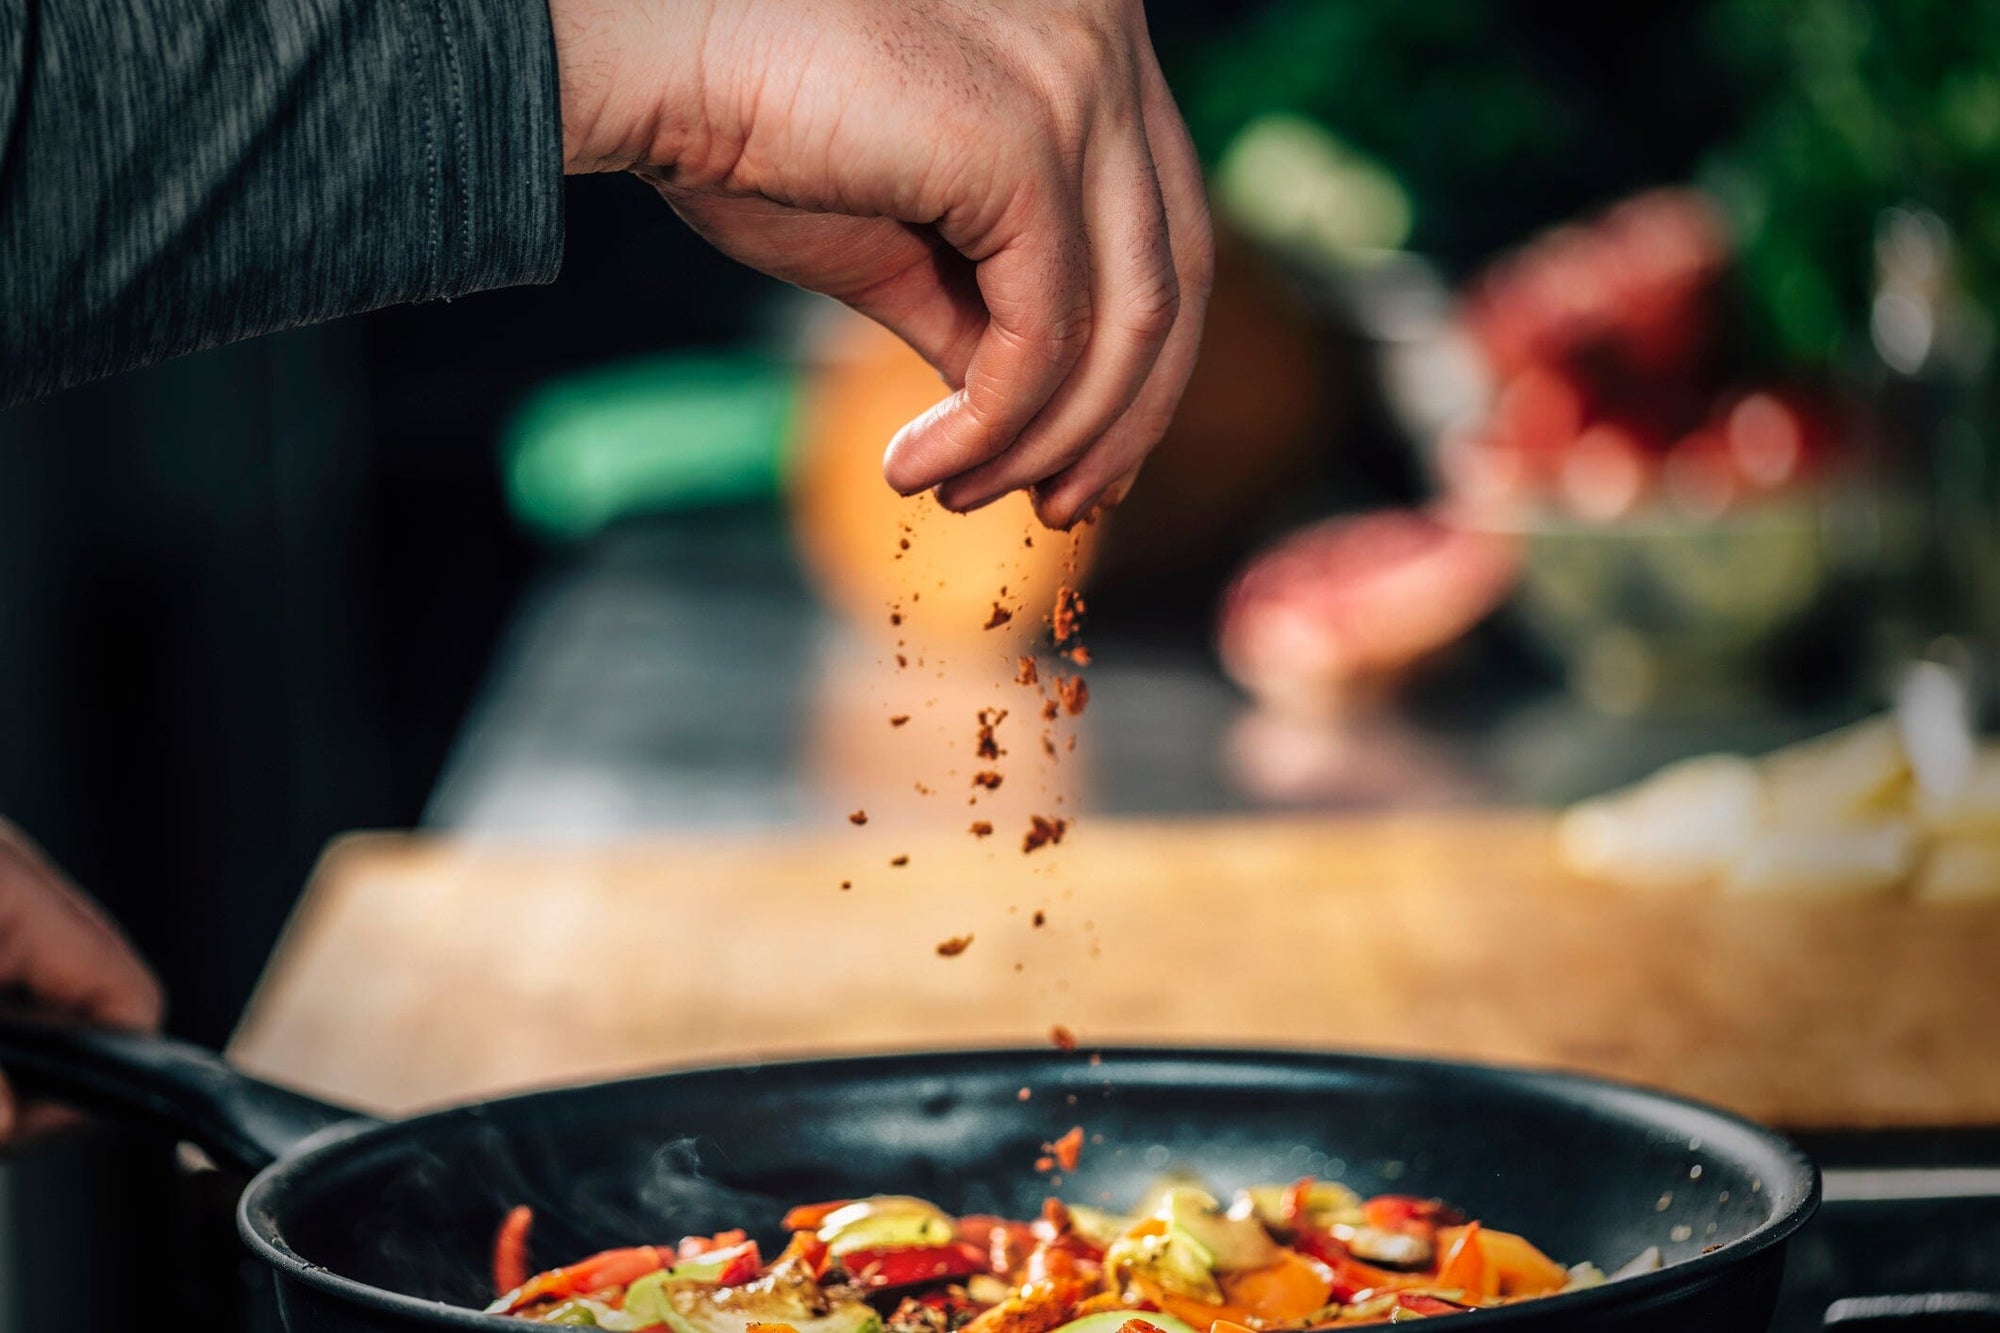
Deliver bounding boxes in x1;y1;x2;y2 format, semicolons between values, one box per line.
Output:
1704;0;2000;364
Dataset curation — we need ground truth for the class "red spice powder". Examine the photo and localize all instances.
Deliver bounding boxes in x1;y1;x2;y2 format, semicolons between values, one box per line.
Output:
1046;1126;1084;1172
935;934;973;957
1022;814;1068;854
889;854;909;867
975;707;1008;760
1049;1024;1078;1052
972;771;1003;790
1051;586;1085;644
984;603;1014;630
848;810;869;826
1041;698;1060;722
1056;676;1089;716
889;715;910;727
1016;656;1039;687
1032;910;1046;927
969;821;994;838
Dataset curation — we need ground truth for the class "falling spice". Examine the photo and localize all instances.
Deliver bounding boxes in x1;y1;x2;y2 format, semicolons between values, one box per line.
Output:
1042;736;1058;759
1017;1087;1032;1102
899;538;911;551
890;854;910;867
1016;656;1039;687
1045;1126;1085;1172
848;810;869;826
840;880;852;891
1033;910;1046;927
1055;675;1089;716
1051;586;1085;644
890;611;903;626
889;715;910;727
1035;1154;1057;1172
975;707;1008;760
969;821;994;838
1022;814;1068;854
1062;645;1093;667
984;602;1014;631
896;654;908;668
1041;698;1060;722
1049;1024;1079;1052
935;934;973;957
1024;536;1034;548
972;771;1003;790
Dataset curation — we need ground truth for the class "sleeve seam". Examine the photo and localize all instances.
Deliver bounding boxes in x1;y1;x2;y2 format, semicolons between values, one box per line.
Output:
400;0;444;293
430;0;473;276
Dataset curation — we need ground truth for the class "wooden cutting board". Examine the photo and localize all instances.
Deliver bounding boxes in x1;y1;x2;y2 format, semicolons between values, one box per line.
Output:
227;813;2000;1128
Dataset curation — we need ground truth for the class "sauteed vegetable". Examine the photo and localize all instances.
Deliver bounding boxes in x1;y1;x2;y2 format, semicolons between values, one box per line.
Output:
489;1181;1631;1327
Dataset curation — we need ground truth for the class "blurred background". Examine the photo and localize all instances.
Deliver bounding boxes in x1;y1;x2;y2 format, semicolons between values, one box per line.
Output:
4;0;2000;1327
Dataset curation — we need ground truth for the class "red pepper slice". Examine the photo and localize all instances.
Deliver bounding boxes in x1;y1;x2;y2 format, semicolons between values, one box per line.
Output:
1281;1178;1315;1228
492;1206;534;1299
1396;1292;1472;1316
782;1200;854;1231
494;1245;672;1312
958;1215;1035;1277
1287;1232;1406;1304
838;1242;987;1289
686;1239;763;1286
678;1229;750;1259
1363;1196;1457;1234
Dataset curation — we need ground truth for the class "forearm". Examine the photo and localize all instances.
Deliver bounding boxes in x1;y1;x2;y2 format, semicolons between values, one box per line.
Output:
0;0;566;407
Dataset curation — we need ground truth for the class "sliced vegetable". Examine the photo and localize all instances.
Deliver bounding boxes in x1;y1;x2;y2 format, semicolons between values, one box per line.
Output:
819;1198;958;1257
497;1181;1593;1329
621;1268;882;1333
838;1243;986;1289
489;1246;674;1314
495;1205;535;1299
1233;1181;1362;1232
1152;1188;1280;1273
1048;1311;1201;1333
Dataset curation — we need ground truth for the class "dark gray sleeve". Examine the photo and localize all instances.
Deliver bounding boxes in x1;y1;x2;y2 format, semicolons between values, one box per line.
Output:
0;0;566;407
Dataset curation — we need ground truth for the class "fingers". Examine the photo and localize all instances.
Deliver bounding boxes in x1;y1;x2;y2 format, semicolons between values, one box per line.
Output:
1031;55;1214;528
880;160;1094;495
663;189;988;386
0;821;164;1032
932;119;1178;515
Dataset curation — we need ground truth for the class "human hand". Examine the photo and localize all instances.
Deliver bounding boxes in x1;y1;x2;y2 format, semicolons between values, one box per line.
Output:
0;820;163;1142
549;0;1213;529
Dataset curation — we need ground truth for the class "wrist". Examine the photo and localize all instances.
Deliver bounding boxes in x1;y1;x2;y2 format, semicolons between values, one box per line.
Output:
546;0;702;174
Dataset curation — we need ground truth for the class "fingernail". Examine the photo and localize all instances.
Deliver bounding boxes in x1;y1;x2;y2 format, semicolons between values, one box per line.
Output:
882;395;964;496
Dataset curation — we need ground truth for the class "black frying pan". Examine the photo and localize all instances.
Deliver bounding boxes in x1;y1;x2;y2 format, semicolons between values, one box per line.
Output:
0;1022;1820;1331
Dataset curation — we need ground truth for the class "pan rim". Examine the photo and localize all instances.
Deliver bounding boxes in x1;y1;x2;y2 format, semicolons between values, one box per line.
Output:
237;1043;1821;1328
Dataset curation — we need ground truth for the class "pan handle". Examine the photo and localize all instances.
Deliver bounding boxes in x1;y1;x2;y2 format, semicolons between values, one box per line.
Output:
1825;1293;2000;1328
0;1016;368;1174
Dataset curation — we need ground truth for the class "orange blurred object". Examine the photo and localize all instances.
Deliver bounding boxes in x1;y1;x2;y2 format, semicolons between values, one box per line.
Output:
788;311;1100;651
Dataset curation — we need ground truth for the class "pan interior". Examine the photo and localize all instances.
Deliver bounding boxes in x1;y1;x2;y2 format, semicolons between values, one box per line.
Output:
249;1049;1814;1313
